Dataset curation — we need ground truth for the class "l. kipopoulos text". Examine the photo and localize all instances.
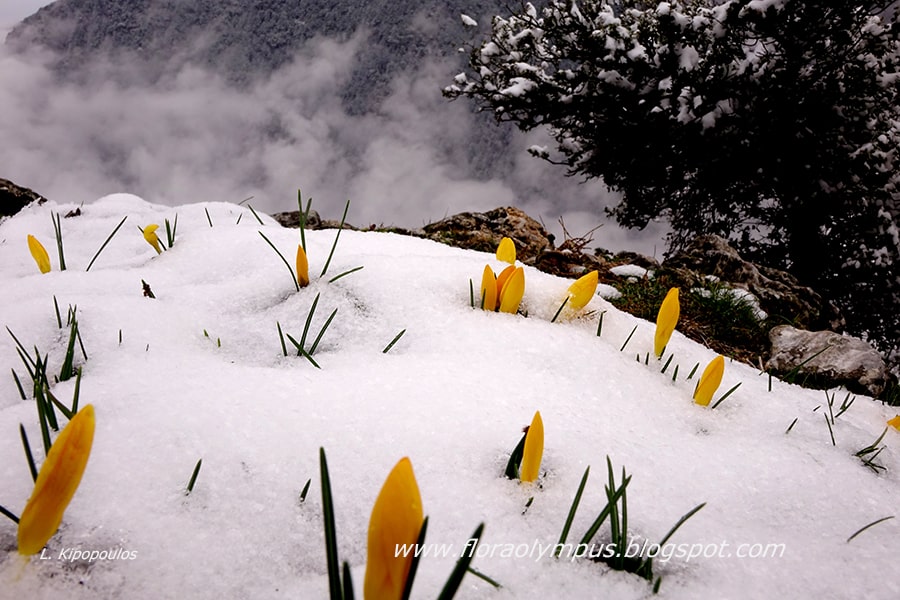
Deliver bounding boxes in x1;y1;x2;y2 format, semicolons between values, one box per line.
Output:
40;546;139;562
395;537;786;563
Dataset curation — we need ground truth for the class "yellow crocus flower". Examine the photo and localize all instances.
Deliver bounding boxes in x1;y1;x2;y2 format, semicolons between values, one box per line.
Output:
498;266;525;314
27;235;51;274
296;245;310;288
654;288;680;358
143;224;163;254
18;404;96;555
520;411;544;483
888;415;900;431
364;457;424;600
693;356;725;407
480;265;498;310
496;237;516;264
566;270;599;311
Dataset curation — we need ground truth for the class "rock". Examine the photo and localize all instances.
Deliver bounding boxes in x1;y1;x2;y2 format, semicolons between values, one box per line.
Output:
663;234;843;331
1;177;47;217
272;209;322;229
765;325;890;397
421;206;554;264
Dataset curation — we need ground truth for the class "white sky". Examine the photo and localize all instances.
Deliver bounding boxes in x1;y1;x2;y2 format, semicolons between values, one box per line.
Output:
0;0;52;30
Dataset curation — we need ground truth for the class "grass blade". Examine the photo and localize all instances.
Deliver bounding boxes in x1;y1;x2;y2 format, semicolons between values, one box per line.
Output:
341;561;355;600
299;478;312;503
710;382;742;410
258;231;300;292
247;204;265;225
556;466;590;556
550;297;569;323
52;211;67;271
382;329;406;354
11;369;27;400
466;566;502;589
619;325;638;352
19;424;38;482
320;199;350;278
578;474;631;546
309;309;338;356
847;516;894;543
401;516;429;600
185;459;203;495
276;321;288;357
328;265;364;283
504;432;527;479
86;215;128;272
300;293;321;351
437;523;485;600
205;207;213;227
319;448;343;600
0;505;19;524
657;503;706;548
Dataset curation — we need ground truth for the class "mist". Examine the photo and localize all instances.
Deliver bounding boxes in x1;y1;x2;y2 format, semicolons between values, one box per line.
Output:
0;24;668;255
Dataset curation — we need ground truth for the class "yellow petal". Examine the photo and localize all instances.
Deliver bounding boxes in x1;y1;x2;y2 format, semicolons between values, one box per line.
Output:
654;288;680;358
888;415;900;431
296;245;310;288
567;270;599;310
498;267;525;314
693;356;725;407
496;237;516;264
479;265;497;311
142;224;162;254
364;457;424;600
18;404;96;555
520;411;544;483
27;235;51;274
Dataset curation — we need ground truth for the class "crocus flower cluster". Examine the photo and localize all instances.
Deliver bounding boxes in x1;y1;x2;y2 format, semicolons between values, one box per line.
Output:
479;237;525;314
27;235;51;274
18;404;96;555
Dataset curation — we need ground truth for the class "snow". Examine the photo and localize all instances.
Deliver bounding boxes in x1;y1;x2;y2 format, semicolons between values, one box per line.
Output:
609;264;653;279
1;195;900;599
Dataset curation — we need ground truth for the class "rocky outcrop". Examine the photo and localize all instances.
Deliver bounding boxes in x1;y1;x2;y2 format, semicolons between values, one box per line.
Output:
1;178;47;217
421;207;554;264
663;235;843;331
766;325;890;397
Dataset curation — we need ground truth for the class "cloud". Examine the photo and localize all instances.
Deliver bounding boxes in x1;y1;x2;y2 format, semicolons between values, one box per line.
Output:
0;27;666;255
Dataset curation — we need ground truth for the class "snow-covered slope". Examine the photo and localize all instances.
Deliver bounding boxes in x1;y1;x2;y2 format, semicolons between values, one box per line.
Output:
0;195;898;599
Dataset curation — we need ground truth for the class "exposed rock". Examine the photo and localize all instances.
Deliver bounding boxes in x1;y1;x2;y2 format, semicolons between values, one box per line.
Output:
766;325;890;397
663;235;843;331
421;206;554;264
1;178;47;218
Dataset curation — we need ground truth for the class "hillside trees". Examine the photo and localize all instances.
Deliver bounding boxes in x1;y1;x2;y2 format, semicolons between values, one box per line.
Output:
445;0;900;358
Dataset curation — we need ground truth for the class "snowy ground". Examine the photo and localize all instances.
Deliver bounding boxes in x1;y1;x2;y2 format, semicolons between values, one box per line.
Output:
1;195;898;599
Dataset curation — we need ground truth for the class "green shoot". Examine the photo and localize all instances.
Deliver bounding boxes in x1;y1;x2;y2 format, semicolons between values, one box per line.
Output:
504;431;527;480
186;459;203;495
784;345;831;384
247;204;265;225
72;367;82;413
824;414;836;446
299;478;311;503
619;325;638;352
300;293;321;351
550;297;569;323
596;310;606;337
847;516;895;543
671;364;679;382
86;215;128;272
660;353;673;374
235;213;243;225
341;562;355;599
205;207;214;227
53;295;62;329
307;309;338;356
556;466;590;556
298;190;312;252
319;448;343;600
710;382;742;409
258;231;300;292
785;417;798;434
469;279;475;308
856;427;889;472
320;199;350;278
20;424;38;482
0;504;19;524
52;211;67;271
165;214;178;248
686;362;700;380
401;517;429;600
11;369;27;400
276;321;288;357
465;566;502;589
328;265;364;283
382;329;406;354
436;523;485;600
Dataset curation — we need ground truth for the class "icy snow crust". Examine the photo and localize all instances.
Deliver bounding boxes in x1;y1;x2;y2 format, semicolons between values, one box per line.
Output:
0;196;898;599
